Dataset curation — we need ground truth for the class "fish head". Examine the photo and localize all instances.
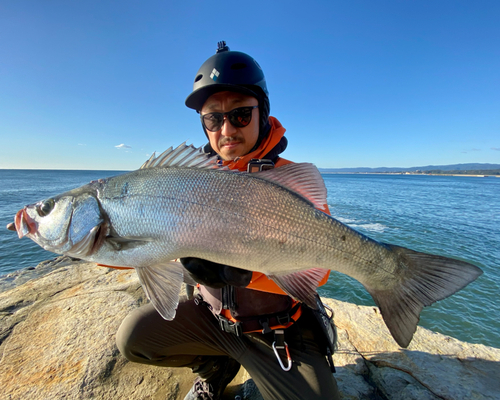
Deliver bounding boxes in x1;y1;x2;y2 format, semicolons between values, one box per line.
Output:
14;188;105;258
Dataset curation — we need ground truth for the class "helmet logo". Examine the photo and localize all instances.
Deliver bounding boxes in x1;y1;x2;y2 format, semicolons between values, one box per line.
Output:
210;68;220;81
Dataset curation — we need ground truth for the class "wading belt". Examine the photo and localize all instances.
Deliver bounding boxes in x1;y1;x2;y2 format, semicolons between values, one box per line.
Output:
194;293;302;336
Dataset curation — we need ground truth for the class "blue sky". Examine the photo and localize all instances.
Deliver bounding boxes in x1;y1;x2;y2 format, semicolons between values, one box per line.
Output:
1;0;499;170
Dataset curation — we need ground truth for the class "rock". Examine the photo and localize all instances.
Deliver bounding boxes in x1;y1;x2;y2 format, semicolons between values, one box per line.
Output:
327;298;500;400
0;258;498;399
0;256;79;293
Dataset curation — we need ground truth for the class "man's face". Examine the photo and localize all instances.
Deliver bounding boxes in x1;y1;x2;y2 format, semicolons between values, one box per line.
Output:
201;91;259;161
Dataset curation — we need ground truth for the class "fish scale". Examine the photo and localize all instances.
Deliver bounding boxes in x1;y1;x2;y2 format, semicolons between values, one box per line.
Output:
11;143;482;347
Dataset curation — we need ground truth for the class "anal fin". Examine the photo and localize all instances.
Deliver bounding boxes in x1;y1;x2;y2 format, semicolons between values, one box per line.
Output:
269;268;329;309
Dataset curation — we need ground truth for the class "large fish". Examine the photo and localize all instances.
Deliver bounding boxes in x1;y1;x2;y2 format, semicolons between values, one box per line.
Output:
9;143;482;347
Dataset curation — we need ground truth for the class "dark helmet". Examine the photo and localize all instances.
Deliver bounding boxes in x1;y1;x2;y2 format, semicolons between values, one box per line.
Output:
186;42;271;148
185;41;268;110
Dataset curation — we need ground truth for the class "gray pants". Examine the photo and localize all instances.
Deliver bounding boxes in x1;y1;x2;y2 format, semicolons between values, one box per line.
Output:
116;297;340;400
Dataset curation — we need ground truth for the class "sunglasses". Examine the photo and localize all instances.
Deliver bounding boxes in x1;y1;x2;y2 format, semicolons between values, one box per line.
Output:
200;106;258;132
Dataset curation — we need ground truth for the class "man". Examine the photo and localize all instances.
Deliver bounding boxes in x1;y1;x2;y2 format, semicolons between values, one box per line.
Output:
116;42;340;400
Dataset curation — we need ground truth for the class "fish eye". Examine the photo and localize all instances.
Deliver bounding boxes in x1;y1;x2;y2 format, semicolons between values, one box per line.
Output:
37;198;55;217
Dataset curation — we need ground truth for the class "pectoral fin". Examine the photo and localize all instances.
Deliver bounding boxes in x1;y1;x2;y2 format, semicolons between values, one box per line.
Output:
135;261;185;320
106;236;154;251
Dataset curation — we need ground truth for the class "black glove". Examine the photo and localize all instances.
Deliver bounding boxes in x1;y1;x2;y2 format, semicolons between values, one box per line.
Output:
180;257;252;289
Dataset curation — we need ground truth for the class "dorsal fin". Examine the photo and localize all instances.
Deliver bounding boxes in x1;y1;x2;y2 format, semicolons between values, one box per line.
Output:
140;143;219;170
138;144;327;209
254;163;327;210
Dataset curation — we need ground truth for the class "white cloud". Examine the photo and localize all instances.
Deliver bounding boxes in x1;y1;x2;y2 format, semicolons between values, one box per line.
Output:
462;148;482;154
491;147;500;151
115;144;132;149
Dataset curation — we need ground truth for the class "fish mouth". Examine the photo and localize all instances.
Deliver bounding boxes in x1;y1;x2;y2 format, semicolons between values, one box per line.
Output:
14;208;37;239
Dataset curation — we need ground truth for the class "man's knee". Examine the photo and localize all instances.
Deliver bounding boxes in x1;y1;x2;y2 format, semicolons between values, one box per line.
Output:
115;306;153;362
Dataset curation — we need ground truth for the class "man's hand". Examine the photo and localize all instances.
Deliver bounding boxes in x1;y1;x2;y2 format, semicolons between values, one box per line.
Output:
180;257;252;289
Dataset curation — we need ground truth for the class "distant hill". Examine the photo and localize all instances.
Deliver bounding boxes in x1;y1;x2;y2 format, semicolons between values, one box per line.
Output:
319;163;500;173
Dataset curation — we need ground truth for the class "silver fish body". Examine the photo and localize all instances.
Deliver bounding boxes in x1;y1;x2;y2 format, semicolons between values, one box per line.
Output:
13;144;482;347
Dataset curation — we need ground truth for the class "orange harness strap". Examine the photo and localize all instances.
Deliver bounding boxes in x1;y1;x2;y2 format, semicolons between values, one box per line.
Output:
217;299;303;334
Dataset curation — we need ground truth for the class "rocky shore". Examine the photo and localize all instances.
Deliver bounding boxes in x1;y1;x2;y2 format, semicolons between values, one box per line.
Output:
1;257;498;400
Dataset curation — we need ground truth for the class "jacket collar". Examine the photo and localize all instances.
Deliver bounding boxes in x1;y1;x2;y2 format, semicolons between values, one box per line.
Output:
219;116;287;171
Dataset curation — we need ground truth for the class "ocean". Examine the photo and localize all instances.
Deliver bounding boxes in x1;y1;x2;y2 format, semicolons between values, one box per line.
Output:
0;169;498;348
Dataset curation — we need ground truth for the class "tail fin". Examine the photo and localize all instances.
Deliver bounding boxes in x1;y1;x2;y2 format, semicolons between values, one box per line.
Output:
366;244;483;348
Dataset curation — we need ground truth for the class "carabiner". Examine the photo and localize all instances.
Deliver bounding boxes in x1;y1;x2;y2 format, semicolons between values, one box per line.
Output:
272;340;292;371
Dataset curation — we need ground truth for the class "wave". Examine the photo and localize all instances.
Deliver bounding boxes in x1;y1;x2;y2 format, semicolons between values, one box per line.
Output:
333;216;388;233
351;222;387;233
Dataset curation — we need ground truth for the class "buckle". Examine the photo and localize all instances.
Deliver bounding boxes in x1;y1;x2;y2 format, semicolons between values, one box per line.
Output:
218;315;242;337
193;294;203;306
276;313;291;326
247;159;275;173
259;318;272;334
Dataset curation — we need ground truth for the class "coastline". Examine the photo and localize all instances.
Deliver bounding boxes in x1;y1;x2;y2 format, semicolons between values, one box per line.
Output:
320;171;500;177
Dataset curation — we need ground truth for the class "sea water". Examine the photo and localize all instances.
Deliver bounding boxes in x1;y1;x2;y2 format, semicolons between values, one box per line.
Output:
319;173;499;349
0;170;498;348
